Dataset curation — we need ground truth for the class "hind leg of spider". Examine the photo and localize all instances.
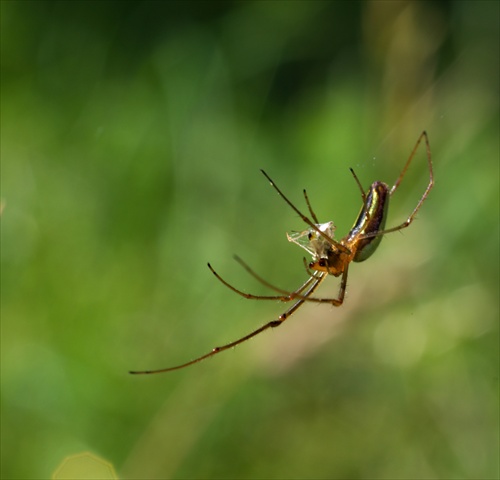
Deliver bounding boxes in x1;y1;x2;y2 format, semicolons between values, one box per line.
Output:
360;131;434;240
390;131;432;195
349;168;367;203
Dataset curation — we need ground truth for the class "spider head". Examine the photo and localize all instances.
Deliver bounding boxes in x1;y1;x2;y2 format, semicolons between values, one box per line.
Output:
308;248;347;277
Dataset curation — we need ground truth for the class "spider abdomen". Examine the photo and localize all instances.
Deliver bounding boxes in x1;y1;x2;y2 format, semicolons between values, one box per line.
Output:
348;181;390;262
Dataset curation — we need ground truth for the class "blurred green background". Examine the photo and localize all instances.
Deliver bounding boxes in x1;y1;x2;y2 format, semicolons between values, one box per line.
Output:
1;1;498;479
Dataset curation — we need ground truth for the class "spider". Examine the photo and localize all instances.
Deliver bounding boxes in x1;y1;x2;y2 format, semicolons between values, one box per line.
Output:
130;131;433;374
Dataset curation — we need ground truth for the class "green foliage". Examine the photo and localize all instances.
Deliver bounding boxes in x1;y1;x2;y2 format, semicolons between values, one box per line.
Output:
1;1;498;479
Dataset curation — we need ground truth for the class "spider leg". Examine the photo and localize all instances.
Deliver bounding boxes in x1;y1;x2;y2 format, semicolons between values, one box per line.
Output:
261;170;350;255
129;270;325;374
212;256;348;307
302;257;315;277
349;168;367;203
328;266;348;307
208;260;322;302
360;131;433;240
390;131;432;195
302;188;319;223
234;255;349;307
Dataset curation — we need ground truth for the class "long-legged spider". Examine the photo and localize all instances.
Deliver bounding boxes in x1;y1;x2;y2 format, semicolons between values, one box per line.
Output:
130;131;433;374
